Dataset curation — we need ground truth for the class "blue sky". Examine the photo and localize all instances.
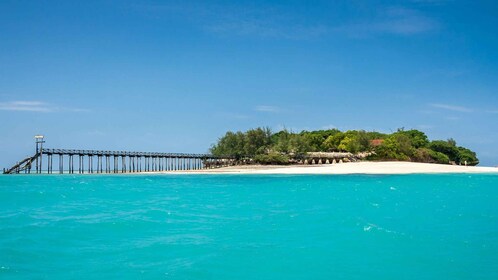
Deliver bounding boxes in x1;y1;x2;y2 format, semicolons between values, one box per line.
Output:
1;0;498;167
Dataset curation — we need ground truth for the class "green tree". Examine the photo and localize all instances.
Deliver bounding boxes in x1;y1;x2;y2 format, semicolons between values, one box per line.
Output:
373;134;414;161
288;134;310;156
244;127;272;156
323;132;345;151
301;129;340;151
456;147;479;165
393;129;429;149
337;136;362;153
413;148;449;164
272;129;292;154
429;140;460;162
210;131;246;158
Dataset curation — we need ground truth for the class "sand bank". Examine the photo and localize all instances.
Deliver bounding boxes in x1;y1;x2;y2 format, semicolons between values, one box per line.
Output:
161;161;498;175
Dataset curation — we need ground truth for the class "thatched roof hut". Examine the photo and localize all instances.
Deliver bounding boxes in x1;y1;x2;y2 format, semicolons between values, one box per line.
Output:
306;152;353;159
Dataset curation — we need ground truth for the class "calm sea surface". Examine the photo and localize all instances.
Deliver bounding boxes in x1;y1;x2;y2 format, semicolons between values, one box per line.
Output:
1;174;497;279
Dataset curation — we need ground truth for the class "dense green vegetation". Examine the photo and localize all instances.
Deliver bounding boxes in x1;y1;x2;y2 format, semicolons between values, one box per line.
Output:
210;127;479;165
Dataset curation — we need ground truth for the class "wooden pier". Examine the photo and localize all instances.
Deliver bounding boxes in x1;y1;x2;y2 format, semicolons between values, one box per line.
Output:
3;148;234;175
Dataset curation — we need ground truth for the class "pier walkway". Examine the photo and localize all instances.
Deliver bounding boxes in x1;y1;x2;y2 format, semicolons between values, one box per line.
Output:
3;148;234;174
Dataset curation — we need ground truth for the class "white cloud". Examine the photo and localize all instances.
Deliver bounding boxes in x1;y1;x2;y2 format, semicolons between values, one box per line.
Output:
0;101;53;112
0;100;89;113
429;103;473;113
206;17;327;40
254;105;280;113
335;7;438;37
134;3;327;40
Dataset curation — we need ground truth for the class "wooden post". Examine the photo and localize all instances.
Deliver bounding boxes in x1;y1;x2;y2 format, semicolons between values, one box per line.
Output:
59;155;63;174
69;155;73;174
105;156;109;173
88;156;92;173
99;156;103;173
122;156;126;173
35;154;39;174
49;154;53;174
39;151;43;174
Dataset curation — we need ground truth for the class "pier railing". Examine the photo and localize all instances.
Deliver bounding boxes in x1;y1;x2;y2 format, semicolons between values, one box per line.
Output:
3;148;234;174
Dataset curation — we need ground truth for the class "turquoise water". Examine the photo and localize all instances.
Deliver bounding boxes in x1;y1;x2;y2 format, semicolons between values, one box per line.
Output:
1;174;497;279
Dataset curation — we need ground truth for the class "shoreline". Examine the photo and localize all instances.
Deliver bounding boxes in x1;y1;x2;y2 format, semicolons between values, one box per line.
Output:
152;161;498;175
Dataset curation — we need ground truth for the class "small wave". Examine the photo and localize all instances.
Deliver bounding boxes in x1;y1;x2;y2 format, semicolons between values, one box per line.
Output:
363;223;404;235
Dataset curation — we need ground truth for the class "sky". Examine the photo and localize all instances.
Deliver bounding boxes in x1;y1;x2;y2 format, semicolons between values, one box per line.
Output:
1;0;498;167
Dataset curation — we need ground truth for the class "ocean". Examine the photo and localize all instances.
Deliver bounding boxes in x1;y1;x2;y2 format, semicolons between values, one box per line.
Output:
1;174;497;279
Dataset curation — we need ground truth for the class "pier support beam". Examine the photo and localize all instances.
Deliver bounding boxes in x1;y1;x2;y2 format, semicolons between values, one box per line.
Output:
69;155;73;174
122;156;126;173
59;154;63;174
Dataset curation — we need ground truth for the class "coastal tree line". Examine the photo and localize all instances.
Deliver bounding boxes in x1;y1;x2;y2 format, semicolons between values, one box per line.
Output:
210;127;479;165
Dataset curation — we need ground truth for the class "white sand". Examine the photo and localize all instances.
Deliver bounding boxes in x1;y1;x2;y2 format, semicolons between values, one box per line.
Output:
162;161;498;175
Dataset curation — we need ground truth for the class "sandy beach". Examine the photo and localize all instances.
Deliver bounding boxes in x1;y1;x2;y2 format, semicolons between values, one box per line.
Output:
161;161;498;175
